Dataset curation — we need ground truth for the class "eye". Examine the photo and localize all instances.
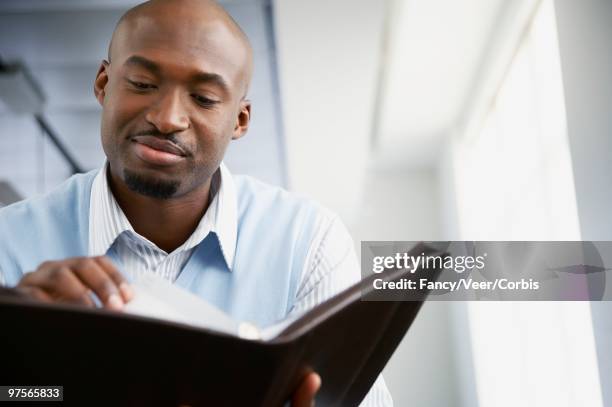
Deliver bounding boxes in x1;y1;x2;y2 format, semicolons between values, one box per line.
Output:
192;93;218;108
127;79;156;90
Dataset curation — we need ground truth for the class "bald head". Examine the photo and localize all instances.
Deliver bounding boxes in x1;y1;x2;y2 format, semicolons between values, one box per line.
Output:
108;0;253;97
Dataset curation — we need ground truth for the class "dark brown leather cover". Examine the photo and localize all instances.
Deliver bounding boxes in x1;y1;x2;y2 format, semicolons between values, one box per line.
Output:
0;244;443;407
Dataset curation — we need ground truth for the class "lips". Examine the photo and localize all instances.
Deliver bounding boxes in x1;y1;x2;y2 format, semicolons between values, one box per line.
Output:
131;135;186;156
130;135;187;166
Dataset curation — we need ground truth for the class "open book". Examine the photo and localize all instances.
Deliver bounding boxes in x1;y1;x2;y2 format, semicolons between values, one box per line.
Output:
0;242;444;406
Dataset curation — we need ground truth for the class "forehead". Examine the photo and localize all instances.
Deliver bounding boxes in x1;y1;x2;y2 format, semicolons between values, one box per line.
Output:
112;14;248;90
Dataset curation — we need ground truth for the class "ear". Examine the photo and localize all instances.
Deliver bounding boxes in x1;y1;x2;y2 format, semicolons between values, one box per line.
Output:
232;99;251;140
93;60;110;106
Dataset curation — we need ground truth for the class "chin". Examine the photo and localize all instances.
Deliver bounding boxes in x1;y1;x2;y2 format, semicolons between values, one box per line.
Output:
123;168;181;200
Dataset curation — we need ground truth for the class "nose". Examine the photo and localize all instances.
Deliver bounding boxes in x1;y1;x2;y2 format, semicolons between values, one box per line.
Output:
145;89;190;134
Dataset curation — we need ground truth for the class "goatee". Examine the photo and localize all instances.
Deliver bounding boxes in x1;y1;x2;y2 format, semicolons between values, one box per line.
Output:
123;169;180;200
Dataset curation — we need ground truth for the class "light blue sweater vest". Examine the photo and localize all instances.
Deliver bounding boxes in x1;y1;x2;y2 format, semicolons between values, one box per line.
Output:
0;170;322;326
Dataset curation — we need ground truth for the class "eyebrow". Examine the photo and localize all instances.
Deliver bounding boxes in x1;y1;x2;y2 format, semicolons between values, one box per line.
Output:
124;55;230;95
125;55;161;75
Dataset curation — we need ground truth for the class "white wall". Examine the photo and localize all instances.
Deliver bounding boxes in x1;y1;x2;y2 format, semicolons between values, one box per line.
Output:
352;170;441;242
554;0;612;241
554;1;612;405
272;0;386;224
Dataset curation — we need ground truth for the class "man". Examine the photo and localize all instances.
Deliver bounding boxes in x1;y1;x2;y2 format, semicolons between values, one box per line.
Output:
0;0;392;405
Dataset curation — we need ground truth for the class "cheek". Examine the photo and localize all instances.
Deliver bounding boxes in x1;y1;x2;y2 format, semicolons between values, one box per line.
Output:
187;132;230;179
100;107;116;157
192;113;235;155
100;95;144;163
106;92;144;129
101;92;147;145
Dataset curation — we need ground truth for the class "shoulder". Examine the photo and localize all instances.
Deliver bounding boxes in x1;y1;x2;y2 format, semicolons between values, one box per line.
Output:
233;175;353;269
0;170;97;228
0;170;98;284
233;174;338;228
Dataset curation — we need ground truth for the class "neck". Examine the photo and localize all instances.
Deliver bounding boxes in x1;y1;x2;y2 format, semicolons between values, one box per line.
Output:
108;168;212;253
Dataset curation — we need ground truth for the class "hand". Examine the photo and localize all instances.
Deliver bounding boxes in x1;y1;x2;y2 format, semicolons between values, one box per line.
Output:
16;256;133;310
292;372;321;407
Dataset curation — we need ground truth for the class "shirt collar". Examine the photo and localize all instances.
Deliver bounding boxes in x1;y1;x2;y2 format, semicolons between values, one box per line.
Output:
212;162;237;270
88;161;238;270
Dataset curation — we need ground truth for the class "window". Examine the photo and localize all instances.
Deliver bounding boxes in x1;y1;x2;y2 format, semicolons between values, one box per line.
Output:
452;1;603;406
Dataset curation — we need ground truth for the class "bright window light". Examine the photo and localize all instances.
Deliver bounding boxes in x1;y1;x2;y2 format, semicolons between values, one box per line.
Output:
452;0;604;406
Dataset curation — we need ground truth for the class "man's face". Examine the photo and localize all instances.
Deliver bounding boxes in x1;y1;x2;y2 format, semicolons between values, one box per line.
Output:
95;11;251;199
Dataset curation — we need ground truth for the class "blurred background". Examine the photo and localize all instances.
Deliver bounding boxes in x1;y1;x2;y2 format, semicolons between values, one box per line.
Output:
0;0;611;406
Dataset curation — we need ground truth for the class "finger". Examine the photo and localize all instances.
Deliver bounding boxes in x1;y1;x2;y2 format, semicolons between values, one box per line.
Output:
70;258;124;310
14;285;54;303
18;268;48;286
95;256;133;302
22;266;95;307
291;372;321;407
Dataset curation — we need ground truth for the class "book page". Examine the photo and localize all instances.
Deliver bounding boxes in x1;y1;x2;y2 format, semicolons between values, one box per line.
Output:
124;273;243;337
123;272;303;341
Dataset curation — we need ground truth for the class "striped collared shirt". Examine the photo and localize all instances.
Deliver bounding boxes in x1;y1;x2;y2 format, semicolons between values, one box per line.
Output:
37;162;392;406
